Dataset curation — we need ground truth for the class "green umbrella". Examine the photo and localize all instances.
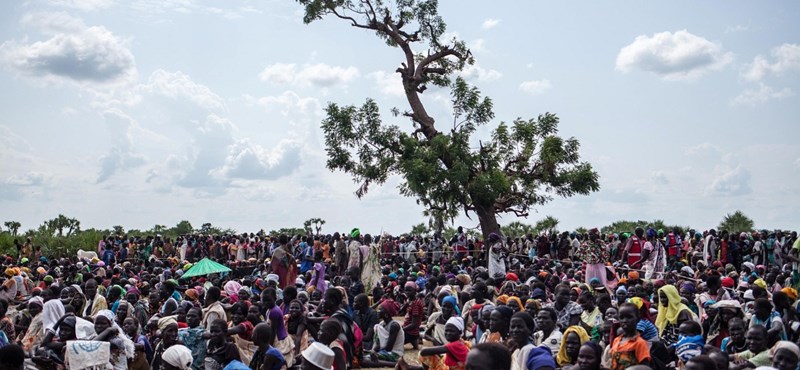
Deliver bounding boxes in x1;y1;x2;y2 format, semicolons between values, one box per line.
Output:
181;258;232;278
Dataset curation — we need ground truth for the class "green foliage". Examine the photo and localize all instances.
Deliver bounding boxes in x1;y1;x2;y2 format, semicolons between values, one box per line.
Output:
303;218;327;235
4;221;21;236
174;220;194;236
409;223;430;236
534;216;560;235
600;220;686;235
718;210;755;234
501;221;535;239
268;227;307;237
302;0;599;237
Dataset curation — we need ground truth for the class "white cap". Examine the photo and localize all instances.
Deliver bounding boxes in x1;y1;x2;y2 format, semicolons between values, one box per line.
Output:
302;342;335;370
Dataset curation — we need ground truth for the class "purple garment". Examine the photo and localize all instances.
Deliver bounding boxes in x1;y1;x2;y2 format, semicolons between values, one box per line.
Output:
269;305;288;340
312;262;327;295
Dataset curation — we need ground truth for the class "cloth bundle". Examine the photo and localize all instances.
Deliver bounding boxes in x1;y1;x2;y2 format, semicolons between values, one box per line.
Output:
65;341;110;370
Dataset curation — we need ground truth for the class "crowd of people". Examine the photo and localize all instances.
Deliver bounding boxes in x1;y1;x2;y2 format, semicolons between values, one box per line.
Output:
0;225;798;370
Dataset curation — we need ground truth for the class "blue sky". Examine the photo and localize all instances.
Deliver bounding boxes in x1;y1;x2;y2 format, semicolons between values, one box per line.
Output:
1;0;798;235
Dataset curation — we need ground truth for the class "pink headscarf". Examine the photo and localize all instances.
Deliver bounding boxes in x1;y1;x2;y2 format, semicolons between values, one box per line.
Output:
224;280;242;303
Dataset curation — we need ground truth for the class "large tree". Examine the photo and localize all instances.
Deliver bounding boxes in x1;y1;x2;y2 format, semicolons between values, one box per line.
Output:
718;210;754;234
4;221;21;236
299;0;599;237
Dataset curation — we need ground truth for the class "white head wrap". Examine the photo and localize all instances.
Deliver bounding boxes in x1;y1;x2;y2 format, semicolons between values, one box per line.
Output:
95;309;136;359
42;300;65;333
446;316;465;332
770;341;800;360
162;345;193;370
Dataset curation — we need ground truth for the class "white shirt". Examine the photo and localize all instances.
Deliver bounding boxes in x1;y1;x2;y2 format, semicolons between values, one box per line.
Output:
532;329;562;356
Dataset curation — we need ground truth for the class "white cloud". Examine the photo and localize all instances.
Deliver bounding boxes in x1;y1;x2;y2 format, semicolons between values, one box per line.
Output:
742;43;800;81
368;70;404;96
482;19;500;29
650;171;669;184
725;24;750;34
0;14;135;85
684;142;722;156
47;0;114;11
6;172;49;186
519;79;551;94
20;12;87;34
705;165;752;196
214;138;303;180
470;38;487;53
142;69;226;111
459;63;502;82
258;62;359;87
615;30;733;80
731;84;793;106
96;109;146;183
253;90;322;117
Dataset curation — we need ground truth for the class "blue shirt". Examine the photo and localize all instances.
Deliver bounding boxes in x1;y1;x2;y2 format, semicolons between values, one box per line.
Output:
300;244;314;273
265;347;286;370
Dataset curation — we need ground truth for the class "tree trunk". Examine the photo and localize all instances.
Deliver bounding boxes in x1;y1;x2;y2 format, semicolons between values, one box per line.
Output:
474;203;500;239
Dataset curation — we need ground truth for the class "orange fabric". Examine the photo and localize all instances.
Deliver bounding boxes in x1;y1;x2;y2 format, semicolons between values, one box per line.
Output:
610;334;651;370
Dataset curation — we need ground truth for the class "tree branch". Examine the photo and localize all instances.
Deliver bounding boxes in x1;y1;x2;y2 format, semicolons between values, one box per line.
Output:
414;48;464;81
329;7;375;30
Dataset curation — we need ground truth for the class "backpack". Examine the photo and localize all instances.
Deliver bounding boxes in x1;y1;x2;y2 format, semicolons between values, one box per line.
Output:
352;321;364;350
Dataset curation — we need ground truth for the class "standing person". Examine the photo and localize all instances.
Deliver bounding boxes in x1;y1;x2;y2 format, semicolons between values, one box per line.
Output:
487;233;507;280
576;229;609;287
666;227;682;267
453;227;468;261
333;233;348;276
632;228;665;280
704;229;719;265
270;235;297;289
300;239;315;274
347;229;364;278
623;228;645;268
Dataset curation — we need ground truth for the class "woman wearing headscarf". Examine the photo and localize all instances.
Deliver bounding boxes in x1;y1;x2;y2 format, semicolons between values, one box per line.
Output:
425;295;459;346
15;296;43;342
705;300;743;348
152;316;182;370
92;310;136;370
224;280;242;304
161;345;193;370
556;325;590;367
270;235;297;289
655;285;697;346
20;297;51;351
506;297;524;313
0;268;19;302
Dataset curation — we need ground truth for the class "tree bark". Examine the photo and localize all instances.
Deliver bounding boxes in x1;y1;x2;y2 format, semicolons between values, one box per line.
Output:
474;202;500;239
